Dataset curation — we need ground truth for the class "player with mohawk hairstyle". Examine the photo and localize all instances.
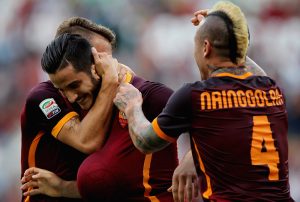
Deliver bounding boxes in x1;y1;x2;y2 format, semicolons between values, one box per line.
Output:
114;1;294;201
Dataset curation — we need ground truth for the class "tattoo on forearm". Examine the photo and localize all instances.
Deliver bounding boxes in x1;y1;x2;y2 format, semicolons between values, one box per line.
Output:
127;106;169;153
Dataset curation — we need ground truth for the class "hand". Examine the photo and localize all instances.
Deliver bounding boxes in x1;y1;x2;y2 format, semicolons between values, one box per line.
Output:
168;150;199;202
21;167;64;197
191;9;209;26
118;63;135;83
113;82;142;114
91;47;118;82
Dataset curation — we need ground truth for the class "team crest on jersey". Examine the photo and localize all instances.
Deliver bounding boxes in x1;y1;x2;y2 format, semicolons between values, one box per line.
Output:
118;111;128;128
39;98;61;119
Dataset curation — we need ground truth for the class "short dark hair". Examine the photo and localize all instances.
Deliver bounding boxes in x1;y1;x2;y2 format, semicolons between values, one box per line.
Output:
41;33;93;74
55;17;116;49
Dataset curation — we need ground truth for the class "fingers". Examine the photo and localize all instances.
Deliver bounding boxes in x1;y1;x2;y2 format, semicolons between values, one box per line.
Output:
172;175;179;202
190;17;199;26
196;15;205;23
185;176;193;202
22;167;40;184
178;174;186;202
21;175;32;184
194;9;209;17
119;63;135;76
92;48;119;79
23;187;42;196
24;167;38;176
21;180;39;191
191;15;205;26
191;9;209;26
172;174;199;202
118;64;129;83
91;47;101;65
167;185;172;192
193;176;199;198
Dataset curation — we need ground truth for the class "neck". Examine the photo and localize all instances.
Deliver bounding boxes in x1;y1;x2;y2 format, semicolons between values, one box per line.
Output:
209;65;247;77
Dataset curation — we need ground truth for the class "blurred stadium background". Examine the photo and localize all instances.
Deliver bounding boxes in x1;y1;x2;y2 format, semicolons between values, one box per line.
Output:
0;0;299;201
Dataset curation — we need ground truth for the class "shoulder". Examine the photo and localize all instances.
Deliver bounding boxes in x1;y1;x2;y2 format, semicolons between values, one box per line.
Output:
174;82;198;96
132;76;174;99
133;76;173;91
24;81;67;115
26;81;58;102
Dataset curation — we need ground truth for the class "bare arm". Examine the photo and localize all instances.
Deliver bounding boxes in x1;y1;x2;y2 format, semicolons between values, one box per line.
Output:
168;150;199;202
21;167;81;198
114;83;170;154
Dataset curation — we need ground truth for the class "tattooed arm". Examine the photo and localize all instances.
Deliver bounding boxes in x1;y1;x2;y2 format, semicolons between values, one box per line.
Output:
114;83;170;154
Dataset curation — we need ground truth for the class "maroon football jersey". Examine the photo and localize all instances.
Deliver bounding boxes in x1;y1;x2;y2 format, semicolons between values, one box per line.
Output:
77;76;178;202
152;72;294;201
21;81;86;202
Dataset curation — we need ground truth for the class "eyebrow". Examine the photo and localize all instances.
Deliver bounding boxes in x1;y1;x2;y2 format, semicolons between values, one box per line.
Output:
66;80;80;88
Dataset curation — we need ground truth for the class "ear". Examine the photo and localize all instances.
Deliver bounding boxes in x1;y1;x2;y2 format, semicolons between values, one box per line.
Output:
203;39;212;58
91;64;100;80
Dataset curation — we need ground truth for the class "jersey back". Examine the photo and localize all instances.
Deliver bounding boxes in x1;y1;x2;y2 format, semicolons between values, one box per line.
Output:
154;73;293;201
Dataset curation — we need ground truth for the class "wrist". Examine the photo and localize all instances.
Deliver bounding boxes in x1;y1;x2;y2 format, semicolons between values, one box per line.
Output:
100;76;119;92
60;180;81;198
59;180;67;197
102;71;118;83
125;102;142;119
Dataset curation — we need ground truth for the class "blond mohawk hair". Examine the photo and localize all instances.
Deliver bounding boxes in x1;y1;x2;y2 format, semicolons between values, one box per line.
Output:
209;1;249;64
56;17;116;48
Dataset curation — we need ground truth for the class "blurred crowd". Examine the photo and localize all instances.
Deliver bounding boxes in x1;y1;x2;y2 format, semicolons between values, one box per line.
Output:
0;0;299;201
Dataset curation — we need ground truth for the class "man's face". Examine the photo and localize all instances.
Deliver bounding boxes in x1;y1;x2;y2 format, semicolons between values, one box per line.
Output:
49;65;99;110
49;34;113;110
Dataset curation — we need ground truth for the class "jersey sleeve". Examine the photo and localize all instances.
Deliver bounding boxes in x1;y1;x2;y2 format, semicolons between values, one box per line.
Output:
151;84;192;142
139;81;174;122
25;85;78;138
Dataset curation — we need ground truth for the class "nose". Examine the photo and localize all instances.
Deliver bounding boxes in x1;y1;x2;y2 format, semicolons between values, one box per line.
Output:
64;90;78;103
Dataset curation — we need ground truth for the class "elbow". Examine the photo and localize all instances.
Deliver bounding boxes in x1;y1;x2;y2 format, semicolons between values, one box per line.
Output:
79;142;102;154
132;142;153;155
78;135;107;154
137;147;152;155
79;147;96;155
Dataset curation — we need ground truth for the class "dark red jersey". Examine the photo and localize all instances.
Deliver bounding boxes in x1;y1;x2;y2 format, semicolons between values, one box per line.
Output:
152;72;294;201
21;81;86;202
77;76;178;202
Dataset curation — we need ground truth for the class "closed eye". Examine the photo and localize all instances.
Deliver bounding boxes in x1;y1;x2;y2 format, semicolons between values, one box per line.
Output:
67;81;80;90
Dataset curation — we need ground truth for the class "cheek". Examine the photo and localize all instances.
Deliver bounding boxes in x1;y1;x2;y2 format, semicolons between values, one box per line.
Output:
82;80;95;94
